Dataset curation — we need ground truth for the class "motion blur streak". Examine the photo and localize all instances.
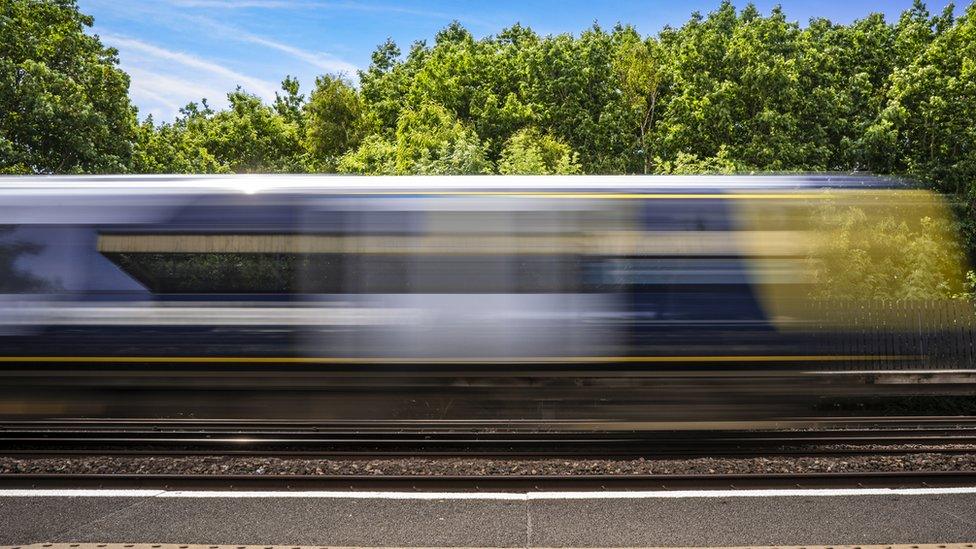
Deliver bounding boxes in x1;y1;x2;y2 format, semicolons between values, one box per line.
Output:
0;355;917;363
0;175;971;427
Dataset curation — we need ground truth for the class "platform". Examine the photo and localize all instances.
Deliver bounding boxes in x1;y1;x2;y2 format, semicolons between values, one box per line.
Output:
2;488;975;547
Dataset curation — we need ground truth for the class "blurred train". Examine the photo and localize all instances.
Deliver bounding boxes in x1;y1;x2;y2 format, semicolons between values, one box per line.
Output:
0;175;972;427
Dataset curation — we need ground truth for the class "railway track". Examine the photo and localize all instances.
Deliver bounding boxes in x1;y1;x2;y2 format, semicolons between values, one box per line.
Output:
2;470;976;490
3;417;975;492
2;416;976;458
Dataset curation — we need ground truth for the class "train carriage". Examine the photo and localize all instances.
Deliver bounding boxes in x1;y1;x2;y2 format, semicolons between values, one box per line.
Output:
0;175;970;427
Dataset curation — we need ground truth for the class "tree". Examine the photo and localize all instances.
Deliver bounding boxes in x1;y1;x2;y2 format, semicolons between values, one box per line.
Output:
797;13;897;171
0;0;136;174
807;199;968;300
336;135;397;175
338;102;491;174
655;2;816;170
369;37;401;73
131;115;228;174
10;0;976;278
133;80;306;174
358;37;411;134
653;146;742;175
613;29;668;173
868;2;975;195
304;74;368;171
523;25;632;173
412;131;493;175
355;21;635;173
167;88;302;173
393;103;490;174
498;128;581;174
274;75;305;127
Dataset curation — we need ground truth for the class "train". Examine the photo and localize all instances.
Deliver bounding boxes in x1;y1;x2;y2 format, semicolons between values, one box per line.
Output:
0;174;972;427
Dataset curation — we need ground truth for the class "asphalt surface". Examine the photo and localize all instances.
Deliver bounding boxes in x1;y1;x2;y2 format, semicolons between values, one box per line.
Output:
2;490;976;547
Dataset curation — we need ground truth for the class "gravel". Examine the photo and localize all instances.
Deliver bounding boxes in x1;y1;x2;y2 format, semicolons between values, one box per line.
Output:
1;452;975;476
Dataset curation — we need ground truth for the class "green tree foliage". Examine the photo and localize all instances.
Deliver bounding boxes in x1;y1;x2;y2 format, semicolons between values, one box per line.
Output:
8;0;976;267
274;75;305;128
133;82;306;173
338;102;490;174
341;1;974;180
393;103;490;174
612;28;668;174
498;128;581;175
131;115;228;174
808;202;967;301
411;133;492;175
336;135;397;175
0;0;136;173
654;147;742;175
199;89;306;173
9;0;976;300
303;74;368;171
655;3;818;170
796;14;896;171
870;2;975;195
355;22;633;172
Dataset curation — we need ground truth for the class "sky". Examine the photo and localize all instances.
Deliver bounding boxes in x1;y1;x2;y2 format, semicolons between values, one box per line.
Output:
77;0;958;122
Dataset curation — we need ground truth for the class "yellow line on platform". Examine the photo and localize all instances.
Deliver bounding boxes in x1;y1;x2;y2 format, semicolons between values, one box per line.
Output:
355;191;828;200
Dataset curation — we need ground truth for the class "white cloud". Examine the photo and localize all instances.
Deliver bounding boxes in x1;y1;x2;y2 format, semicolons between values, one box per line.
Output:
169;0;312;7
100;34;285;120
85;2;366;120
103;34;279;100
235;34;359;75
124;66;227;119
165;0;496;29
180;16;359;76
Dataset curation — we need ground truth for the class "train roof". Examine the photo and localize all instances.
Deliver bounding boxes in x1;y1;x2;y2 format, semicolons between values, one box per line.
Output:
0;174;910;196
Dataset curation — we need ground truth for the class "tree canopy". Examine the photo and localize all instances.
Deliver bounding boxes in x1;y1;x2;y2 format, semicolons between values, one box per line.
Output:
109;0;976;192
5;0;976;299
4;1;976;253
1;0;136;173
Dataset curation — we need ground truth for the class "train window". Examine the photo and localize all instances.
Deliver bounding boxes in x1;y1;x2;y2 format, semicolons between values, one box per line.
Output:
97;231;590;294
104;252;309;294
101;249;587;294
1;226;144;294
91;199;810;295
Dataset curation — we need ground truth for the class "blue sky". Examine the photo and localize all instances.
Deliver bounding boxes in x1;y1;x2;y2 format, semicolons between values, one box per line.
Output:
78;0;958;121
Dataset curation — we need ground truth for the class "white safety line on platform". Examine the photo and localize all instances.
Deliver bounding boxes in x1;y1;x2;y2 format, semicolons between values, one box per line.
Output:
162;490;527;500
2;486;976;499
0;489;165;497
7;545;976;549
5;545;976;549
